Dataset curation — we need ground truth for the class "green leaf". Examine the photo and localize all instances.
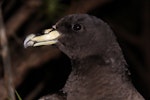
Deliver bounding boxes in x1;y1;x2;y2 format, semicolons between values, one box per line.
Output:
15;90;22;100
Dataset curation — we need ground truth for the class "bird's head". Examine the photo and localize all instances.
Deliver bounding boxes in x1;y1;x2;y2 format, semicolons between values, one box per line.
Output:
24;14;116;59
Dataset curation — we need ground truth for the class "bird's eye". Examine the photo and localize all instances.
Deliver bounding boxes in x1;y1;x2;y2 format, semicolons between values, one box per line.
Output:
72;24;82;31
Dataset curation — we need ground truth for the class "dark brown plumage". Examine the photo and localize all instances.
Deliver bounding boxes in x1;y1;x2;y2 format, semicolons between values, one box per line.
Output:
24;14;144;100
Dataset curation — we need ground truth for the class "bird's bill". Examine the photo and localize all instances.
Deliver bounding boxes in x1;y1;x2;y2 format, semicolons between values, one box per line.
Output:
24;29;61;48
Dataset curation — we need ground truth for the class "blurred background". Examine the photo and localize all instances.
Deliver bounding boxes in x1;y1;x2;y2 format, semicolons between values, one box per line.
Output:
0;0;149;100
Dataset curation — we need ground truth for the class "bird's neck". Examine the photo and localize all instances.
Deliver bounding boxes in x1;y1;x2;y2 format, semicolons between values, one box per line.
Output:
66;54;144;100
70;41;131;85
71;48;129;76
70;55;137;96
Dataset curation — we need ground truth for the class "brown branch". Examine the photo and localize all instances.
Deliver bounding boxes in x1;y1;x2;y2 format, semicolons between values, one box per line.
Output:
0;80;7;100
66;0;112;14
0;7;15;100
25;81;44;100
2;0;16;15
14;47;61;86
5;0;42;37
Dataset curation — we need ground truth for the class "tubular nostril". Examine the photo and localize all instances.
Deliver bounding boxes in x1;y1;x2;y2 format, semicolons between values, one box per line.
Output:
52;25;56;29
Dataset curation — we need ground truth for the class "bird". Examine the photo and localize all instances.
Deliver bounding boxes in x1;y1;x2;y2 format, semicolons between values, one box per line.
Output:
24;14;144;100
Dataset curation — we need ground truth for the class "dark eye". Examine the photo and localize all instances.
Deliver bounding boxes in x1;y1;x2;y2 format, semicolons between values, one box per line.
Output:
72;24;82;31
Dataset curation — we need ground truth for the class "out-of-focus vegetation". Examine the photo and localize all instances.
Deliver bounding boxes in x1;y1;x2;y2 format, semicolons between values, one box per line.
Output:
42;0;67;20
0;0;149;100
